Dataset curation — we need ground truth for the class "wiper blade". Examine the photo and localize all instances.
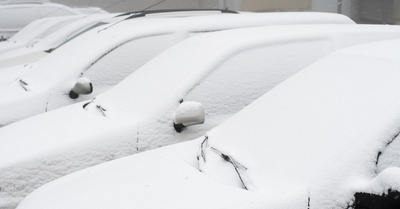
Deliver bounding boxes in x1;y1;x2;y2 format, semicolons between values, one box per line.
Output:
196;135;249;190
211;147;248;190
19;79;29;91
197;135;209;172
83;98;107;117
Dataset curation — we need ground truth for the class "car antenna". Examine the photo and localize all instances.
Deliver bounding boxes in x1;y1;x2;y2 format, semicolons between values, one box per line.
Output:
42;0;132;53
140;0;167;12
82;0;130;18
97;0;167;33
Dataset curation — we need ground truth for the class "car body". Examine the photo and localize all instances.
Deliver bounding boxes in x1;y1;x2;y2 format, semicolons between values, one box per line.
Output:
16;38;400;209
0;13;113;69
0;0;83;39
0;12;356;126
0;15;81;54
1;24;400;208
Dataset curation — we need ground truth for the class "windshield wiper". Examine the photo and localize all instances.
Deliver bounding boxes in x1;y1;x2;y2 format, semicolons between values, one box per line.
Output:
375;128;400;173
83;99;107;117
211;147;248;190
196;135;248;190
197;135;208;172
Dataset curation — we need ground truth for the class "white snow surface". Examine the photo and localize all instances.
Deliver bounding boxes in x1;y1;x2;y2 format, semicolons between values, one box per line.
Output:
16;38;400;209
0;2;83;39
0;15;82;55
0;13;113;66
2;24;400;209
203;38;400;208
0;12;355;127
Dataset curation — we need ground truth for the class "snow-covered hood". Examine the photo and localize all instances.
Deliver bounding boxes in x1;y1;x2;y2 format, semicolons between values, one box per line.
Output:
16;138;309;209
0;64;29;90
0;102;142;208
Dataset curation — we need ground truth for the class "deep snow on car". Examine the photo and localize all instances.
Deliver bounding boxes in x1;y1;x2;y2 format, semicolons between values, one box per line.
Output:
1;23;400;208
15;38;400;209
0;11;355;127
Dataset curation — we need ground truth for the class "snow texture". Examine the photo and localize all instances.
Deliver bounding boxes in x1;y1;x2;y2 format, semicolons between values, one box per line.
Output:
0;2;83;39
16;38;400;209
203;38;400;208
0;12;355;127
0;13;113;64
3;21;400;209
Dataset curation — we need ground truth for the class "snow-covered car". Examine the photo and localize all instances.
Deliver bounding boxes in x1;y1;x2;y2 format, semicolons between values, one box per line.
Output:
1;24;400;209
0;15;81;54
16;38;400;209
0;12;356;127
0;13;114;69
0;0;83;40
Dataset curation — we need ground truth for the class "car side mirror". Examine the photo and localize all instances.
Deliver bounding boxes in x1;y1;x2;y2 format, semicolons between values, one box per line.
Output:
174;101;205;132
69;77;93;99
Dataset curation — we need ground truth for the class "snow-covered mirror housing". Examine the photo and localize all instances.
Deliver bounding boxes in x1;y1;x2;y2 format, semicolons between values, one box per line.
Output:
69;77;93;99
174;101;205;132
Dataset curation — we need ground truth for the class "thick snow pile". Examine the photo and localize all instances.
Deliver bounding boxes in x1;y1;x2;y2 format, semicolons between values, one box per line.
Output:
3;24;400;209
15;38;400;209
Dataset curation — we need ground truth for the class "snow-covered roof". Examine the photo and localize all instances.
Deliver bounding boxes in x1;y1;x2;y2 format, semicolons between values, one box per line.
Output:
0;15;83;56
0;12;356;125
92;23;400;117
6;12;355;91
0;13;114;67
16;38;400;209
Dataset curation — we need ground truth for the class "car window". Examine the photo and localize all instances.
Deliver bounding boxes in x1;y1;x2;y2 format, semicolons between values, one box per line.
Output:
184;39;332;119
0;7;37;28
81;33;177;94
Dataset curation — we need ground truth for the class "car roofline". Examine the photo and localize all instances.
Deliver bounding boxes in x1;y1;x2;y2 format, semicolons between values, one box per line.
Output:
115;9;239;19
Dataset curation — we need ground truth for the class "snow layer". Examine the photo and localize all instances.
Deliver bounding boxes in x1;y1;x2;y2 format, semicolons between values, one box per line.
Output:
203;38;400;208
0;15;81;56
0;13;113;66
2;24;400;208
0;2;83;39
16;38;400;209
16;139;309;209
0;12;355;126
